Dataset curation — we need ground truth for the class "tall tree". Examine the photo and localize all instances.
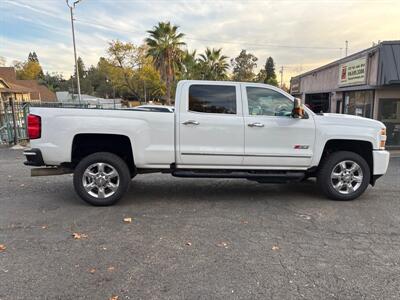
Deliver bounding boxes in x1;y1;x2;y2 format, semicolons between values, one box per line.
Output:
145;21;185;105
82;57;117;99
39;72;69;92
75;57;86;79
264;56;278;86
28;52;39;63
254;69;267;83
105;43;165;100
179;50;201;80
106;40;141;99
74;57;93;94
198;48;229;81
14;59;44;80
231;50;258;82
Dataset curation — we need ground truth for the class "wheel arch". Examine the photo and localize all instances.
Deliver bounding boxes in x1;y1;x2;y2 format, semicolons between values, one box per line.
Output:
318;139;373;183
71;133;135;176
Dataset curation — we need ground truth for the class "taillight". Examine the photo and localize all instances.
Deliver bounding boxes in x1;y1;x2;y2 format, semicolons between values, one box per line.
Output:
27;114;41;139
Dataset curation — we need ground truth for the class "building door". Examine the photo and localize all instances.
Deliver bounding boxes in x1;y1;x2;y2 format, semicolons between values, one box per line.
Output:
336;100;342;114
378;98;400;148
305;93;330;113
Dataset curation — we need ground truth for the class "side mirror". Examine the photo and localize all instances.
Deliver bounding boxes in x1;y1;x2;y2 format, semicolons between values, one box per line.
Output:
292;98;305;119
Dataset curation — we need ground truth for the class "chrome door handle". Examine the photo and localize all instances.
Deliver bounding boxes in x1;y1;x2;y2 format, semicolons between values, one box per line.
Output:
248;122;264;128
182;120;200;125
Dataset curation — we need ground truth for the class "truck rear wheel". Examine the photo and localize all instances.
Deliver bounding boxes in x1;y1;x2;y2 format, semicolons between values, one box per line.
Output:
317;151;370;201
73;152;131;206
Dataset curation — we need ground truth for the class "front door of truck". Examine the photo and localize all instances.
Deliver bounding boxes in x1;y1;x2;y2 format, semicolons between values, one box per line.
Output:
177;82;244;166
242;85;315;167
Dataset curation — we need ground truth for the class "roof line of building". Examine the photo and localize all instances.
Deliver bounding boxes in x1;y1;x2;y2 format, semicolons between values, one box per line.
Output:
291;40;400;80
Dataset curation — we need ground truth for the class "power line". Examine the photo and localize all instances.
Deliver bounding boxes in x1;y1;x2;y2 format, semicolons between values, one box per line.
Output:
185;36;342;51
4;1;343;53
75;18;343;51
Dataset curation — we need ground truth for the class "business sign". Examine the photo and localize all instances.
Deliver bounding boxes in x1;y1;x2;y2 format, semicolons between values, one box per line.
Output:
290;78;301;94
338;57;367;86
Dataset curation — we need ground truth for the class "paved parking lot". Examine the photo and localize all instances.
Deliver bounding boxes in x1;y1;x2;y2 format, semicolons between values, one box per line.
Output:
0;147;399;299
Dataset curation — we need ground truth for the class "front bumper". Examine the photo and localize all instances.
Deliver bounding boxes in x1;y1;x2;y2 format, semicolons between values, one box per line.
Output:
373;150;390;175
23;148;45;166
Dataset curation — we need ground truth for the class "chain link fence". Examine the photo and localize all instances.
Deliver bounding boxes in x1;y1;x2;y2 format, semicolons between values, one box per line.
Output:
0;101;94;145
0;101;29;145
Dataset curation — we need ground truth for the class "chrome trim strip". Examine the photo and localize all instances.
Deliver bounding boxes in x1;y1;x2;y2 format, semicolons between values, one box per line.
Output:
23;152;37;156
181;152;311;158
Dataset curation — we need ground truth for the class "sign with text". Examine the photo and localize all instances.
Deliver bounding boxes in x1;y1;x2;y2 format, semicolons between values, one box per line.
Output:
290;78;301;94
338;57;367;86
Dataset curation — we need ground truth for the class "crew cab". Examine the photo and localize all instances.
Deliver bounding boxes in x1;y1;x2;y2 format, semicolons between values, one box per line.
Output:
24;80;390;206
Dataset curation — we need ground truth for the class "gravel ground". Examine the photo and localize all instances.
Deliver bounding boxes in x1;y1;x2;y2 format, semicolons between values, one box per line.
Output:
0;148;399;300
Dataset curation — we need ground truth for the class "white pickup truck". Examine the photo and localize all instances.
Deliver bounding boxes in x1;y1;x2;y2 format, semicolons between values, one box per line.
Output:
24;80;390;206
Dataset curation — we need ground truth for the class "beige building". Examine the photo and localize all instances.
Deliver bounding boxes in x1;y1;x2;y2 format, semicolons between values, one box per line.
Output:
0;67;56;103
0;67;56;136
290;41;400;149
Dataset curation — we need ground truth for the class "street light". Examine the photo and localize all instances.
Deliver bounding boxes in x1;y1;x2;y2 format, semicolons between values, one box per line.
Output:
66;0;83;104
105;77;116;109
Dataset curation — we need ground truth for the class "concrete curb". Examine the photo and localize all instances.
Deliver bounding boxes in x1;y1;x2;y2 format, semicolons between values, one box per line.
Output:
389;150;400;157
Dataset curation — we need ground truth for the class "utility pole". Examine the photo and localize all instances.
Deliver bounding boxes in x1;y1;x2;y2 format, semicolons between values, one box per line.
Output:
345;40;348;57
279;66;284;88
66;0;83;104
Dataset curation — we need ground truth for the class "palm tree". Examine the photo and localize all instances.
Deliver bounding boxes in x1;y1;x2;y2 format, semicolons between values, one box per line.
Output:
180;50;200;80
198;48;229;80
145;22;185;105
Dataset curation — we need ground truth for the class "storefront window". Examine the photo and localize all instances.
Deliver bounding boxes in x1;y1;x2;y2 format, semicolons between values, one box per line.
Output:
305;93;330;113
344;90;373;118
378;99;400;148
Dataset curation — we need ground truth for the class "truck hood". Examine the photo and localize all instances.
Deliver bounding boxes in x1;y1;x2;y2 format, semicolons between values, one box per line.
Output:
315;113;385;129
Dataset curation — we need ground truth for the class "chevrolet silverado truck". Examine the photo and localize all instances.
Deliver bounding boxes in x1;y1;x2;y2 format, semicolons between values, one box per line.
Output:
24;80;390;206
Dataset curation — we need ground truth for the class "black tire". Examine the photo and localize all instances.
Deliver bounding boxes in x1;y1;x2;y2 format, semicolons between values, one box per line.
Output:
73;152;131;206
317;151;370;201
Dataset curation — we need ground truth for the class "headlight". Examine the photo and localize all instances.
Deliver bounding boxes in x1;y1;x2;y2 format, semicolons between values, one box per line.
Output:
379;128;387;150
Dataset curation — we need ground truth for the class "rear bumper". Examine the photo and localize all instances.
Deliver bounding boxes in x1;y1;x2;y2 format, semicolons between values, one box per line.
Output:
23;148;45;166
373;150;390;175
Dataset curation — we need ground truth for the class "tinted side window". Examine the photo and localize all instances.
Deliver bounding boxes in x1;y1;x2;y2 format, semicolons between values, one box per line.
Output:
247;87;293;117
189;85;236;114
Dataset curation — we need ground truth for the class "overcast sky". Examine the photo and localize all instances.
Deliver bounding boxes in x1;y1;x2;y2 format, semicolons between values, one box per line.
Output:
1;0;399;84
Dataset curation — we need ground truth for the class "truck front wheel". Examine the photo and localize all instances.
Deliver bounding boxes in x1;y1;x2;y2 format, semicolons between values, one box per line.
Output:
73;152;131;206
317;151;370;201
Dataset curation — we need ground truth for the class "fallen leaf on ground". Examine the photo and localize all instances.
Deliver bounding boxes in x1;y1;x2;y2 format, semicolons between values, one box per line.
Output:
0;244;6;252
299;214;311;220
109;296;119;300
217;241;229;248
240;220;249;224
185;241;192;246
89;268;96;274
123;217;132;223
108;266;115;272
72;232;88;240
41;225;48;229
20;184;25;187
272;245;280;251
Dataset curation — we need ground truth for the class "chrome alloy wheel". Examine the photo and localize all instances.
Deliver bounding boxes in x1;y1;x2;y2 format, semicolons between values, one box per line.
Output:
82;162;120;198
330;160;363;195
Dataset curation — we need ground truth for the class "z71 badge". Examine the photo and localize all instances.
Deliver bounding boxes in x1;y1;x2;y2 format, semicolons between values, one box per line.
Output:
294;145;309;149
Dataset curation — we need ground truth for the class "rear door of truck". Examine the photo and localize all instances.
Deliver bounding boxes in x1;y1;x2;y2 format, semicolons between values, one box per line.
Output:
176;81;244;166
